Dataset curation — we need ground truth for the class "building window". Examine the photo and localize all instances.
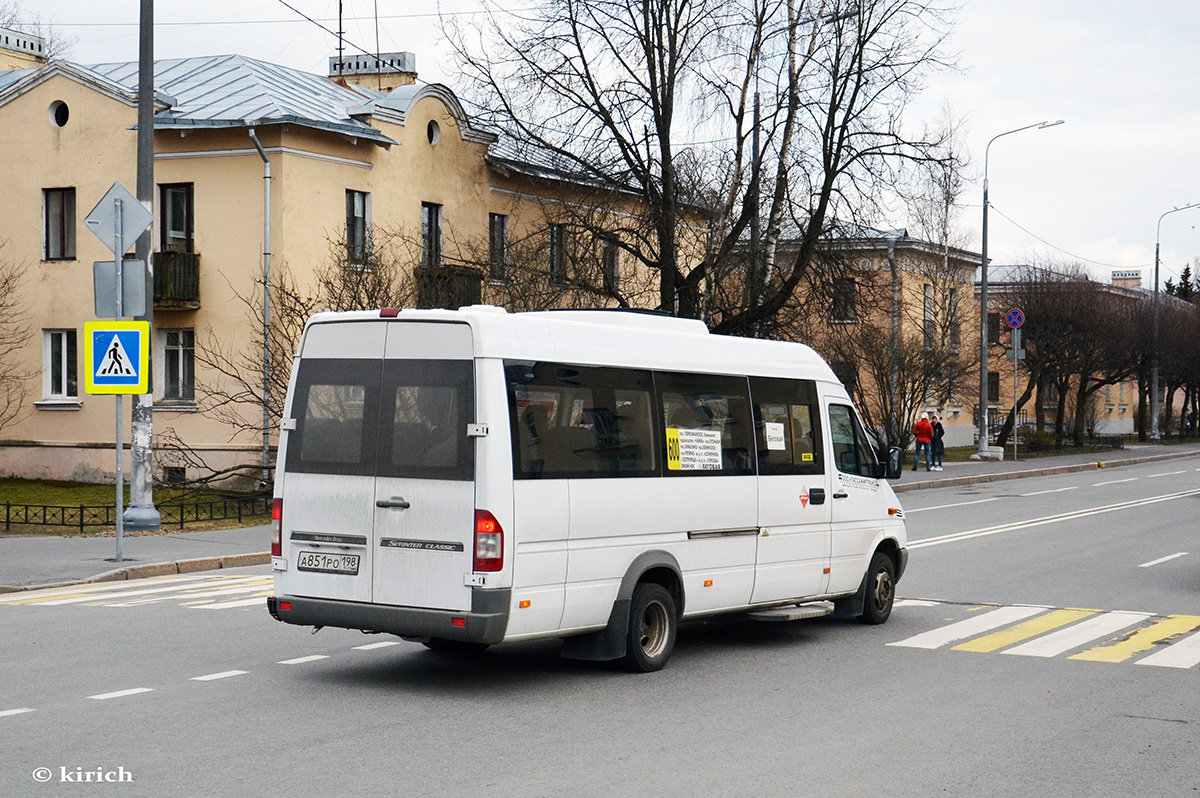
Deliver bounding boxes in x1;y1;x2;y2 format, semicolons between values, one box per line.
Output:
43;188;76;261
549;224;567;284
602;235;620;293
161;328;195;401
43;329;77;399
949;288;960;348
422;202;443;269
923;284;935;346
161;183;194;254
987;312;1001;346
831;278;856;322
489;213;508;281
346;190;370;265
988;372;1000;404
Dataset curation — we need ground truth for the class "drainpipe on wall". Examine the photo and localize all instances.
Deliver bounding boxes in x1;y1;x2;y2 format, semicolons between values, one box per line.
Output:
249;127;272;486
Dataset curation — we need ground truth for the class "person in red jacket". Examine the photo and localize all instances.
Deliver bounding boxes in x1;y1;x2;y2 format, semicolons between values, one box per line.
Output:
912;414;934;472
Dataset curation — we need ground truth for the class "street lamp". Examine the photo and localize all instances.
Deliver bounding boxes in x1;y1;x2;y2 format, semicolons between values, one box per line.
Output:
977;119;1064;459
1149;202;1200;442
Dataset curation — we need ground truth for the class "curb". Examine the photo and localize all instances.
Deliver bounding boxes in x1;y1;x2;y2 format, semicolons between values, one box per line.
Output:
0;551;271;594
892;448;1200;493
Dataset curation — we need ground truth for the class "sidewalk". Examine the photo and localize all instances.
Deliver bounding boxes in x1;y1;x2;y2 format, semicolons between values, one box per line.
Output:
4;443;1200;591
0;524;273;592
894;442;1200;491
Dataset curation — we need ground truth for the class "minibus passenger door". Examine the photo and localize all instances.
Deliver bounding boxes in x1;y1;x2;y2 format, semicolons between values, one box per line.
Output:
825;403;887;595
749;379;832;603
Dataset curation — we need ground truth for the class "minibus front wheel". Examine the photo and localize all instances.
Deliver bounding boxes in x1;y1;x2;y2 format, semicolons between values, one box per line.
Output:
622;582;678;673
859;551;896;625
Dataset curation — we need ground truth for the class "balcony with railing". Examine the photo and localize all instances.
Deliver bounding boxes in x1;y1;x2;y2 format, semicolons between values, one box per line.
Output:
415;266;482;310
154;250;200;310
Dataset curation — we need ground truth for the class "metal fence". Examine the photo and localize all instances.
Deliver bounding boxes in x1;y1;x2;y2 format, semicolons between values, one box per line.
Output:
3;495;272;534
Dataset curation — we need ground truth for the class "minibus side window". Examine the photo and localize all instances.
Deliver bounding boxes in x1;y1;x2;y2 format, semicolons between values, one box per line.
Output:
749;377;824;475
657;372;754;476
505;361;658;479
378;359;474;481
828;403;878;477
286;359;380;476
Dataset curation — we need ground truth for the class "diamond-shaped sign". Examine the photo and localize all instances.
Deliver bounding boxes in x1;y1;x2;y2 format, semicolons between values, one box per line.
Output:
84;182;154;258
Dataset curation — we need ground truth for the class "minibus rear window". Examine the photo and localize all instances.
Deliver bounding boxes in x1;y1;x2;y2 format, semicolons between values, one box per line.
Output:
378;359;474;481
286;359;380;477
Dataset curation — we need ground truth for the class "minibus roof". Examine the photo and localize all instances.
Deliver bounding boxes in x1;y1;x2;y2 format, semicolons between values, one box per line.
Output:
305;306;841;384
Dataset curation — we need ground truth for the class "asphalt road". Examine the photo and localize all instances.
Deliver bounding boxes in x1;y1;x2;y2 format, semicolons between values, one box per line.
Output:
2;459;1198;797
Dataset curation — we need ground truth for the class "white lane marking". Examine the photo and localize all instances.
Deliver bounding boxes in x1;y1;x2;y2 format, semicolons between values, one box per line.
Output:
107;584;272;607
887;606;1047;649
0;574;246;604
191;670;248;682
1094;478;1138;486
1136;629;1200;669
189;596;270;610
278;655;329;665
902;498;998;515
89;688;154;700
910;489;1200;549
32;576;269;606
893;599;941;608
354;641;402;650
0;708;34;717
1146;470;1186;478
1001;611;1153;658
1019;486;1078;497
1138;552;1189;568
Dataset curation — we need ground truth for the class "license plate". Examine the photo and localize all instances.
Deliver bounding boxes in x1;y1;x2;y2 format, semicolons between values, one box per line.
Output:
296;551;360;575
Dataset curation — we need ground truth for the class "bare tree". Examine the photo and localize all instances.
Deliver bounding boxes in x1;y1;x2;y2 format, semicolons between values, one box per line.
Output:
450;0;956;335
0;239;32;431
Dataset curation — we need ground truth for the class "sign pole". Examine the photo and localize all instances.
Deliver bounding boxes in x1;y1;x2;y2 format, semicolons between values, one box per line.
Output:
114;199;125;563
1013;327;1020;463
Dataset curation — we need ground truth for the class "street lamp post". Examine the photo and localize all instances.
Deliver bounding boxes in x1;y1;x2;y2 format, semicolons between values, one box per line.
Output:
1150;202;1200;443
977;119;1064;459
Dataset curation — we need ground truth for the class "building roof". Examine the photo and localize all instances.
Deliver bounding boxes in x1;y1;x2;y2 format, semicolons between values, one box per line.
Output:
84;54;398;146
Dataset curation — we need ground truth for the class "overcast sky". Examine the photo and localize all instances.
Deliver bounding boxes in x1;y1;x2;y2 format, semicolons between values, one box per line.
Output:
20;0;1200;287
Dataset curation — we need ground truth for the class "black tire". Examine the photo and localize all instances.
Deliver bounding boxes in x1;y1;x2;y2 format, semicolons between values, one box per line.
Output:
621;582;678;673
422;638;490;654
857;551;896;625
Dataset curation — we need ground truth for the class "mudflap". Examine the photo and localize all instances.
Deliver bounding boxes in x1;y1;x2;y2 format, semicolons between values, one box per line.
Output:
560;598;631;661
832;571;869;619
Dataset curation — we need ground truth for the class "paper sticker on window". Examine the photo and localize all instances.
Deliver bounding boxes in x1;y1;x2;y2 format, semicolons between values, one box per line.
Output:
666;427;723;470
765;422;786;451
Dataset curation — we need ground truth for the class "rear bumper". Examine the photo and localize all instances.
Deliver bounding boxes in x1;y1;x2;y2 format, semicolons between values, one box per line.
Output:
267;588;511;645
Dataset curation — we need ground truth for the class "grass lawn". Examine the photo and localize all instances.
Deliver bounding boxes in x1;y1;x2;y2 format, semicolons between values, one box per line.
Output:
0;478;270;536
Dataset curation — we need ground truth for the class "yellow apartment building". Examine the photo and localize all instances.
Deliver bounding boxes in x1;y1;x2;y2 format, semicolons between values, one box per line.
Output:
0;43;649;485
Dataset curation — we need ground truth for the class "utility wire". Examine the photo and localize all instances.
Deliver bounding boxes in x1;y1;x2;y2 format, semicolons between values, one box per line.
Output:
989;204;1152;270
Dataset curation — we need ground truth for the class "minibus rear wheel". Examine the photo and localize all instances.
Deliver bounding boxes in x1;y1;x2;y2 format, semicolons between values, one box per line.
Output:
622;582;677;673
858;551;896;625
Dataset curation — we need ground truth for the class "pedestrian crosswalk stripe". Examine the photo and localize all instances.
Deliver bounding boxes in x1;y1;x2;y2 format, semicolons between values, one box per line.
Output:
189;596;270;610
953;608;1099;653
1002;611;1152;658
0;573;235;604
887;605;1047;650
1135;629;1200;669
1069;615;1200;663
0;574;272;609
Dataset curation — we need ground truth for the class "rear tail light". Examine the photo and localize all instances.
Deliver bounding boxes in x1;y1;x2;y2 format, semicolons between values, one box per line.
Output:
473;510;503;572
272;498;282;557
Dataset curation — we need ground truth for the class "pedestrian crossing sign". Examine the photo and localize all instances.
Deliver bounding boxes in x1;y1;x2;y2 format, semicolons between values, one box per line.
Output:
84;321;149;395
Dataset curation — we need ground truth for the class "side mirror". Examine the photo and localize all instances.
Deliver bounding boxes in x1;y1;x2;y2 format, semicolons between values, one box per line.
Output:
885;446;903;480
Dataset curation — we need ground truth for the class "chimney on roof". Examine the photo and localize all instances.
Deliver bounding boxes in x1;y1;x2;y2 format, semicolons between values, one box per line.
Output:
1111;269;1142;290
329;51;416;93
0;26;46;70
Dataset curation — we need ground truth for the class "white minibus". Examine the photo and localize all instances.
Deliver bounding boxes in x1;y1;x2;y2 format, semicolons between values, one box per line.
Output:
268;306;907;671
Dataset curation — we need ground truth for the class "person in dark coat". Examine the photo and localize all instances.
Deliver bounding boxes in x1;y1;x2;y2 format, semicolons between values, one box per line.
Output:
931;414;945;471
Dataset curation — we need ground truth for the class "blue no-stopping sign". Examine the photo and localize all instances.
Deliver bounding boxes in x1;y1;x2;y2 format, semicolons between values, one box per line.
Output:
1005;308;1025;329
